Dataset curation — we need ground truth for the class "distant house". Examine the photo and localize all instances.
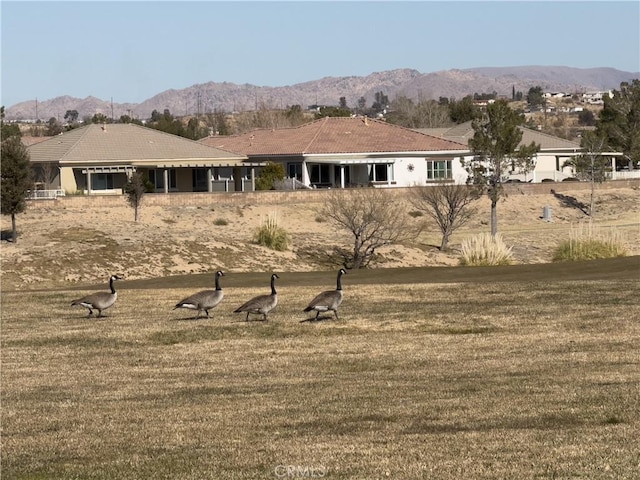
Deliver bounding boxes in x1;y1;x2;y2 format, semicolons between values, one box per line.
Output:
200;116;470;188
582;91;613;105
26;123;263;195
417;122;585;182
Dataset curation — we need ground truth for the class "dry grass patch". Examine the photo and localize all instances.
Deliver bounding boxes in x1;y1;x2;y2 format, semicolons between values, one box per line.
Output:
2;270;639;479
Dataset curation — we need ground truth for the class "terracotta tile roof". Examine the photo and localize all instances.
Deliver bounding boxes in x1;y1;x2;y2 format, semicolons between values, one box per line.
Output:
27;123;248;165
202;117;468;156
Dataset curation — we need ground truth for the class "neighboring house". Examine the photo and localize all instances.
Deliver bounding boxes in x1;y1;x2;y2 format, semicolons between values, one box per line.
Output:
417;122;586;182
26;123;262;195
200;116;471;188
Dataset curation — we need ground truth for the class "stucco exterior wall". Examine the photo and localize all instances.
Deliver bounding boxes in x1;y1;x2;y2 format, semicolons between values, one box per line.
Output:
60;167;78;192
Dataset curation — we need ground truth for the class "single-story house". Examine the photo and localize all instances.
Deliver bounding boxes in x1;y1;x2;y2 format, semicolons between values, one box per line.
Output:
200;116;471;188
417;122;586;182
26;123;264;195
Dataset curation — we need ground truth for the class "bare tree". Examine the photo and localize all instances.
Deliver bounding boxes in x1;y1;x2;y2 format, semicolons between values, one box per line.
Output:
124;172;148;222
409;183;479;250
563;131;609;218
36;162;58;190
320;188;419;269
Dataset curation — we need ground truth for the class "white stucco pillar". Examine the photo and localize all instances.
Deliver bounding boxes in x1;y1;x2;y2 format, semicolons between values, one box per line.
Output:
387;164;392;186
86;171;92;195
340;165;345;188
207;168;213;193
163;169;169;194
302;160;310;186
251;167;256;191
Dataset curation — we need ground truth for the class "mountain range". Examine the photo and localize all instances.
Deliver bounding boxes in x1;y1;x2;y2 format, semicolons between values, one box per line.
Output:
5;66;638;122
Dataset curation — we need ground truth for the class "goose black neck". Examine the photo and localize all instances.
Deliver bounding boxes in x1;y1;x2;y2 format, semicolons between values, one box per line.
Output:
109;277;116;294
271;276;277;295
215;275;222;291
336;272;343;291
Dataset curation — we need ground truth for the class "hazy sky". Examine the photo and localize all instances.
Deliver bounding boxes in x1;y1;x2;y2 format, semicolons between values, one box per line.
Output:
2;1;639;107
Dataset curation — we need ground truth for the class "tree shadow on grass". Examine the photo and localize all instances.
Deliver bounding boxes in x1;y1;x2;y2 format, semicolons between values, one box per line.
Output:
1;229;17;242
550;189;589;215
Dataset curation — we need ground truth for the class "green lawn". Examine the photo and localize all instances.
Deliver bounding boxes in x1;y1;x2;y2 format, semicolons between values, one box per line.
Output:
2;258;639;479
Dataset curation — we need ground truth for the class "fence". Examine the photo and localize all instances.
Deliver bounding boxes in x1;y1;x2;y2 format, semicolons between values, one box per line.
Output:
26;179;639;210
27;189;66;200
609;170;640;181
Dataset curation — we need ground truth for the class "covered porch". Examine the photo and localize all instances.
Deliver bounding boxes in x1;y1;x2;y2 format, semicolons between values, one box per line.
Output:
134;161;266;193
293;157;396;188
59;161;266;194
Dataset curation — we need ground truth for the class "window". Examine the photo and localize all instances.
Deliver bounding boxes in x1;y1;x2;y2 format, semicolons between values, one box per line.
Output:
91;173;114;190
310;164;331;185
287;163;303;180
368;163;392;182
426;160;452;180
149;169;177;190
192;168;208;192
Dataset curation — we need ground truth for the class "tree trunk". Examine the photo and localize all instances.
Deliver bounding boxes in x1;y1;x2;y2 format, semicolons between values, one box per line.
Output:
11;213;17;243
589;179;595;218
490;200;498;236
440;231;450;251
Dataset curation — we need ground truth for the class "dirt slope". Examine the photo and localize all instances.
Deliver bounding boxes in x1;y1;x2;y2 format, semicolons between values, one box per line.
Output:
1;187;638;291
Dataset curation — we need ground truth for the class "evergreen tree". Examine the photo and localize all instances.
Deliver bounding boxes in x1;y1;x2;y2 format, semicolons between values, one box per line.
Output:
1;106;21;139
448;96;481;124
596;79;640;169
464;100;539;236
527;86;545;109
255;162;286;190
1;136;34;243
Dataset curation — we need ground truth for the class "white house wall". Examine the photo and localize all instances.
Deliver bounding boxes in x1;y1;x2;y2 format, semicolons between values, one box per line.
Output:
506;152;578;182
452;156;471;184
393;156;470;187
60;167;78;193
394;157;426;186
532;153;575;182
296;155;473;188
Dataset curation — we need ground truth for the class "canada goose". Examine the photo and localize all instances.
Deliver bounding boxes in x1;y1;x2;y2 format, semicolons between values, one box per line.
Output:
71;274;123;317
304;269;347;321
174;270;225;319
234;273;279;321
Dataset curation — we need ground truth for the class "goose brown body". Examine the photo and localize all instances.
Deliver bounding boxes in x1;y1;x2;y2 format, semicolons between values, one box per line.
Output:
174;271;225;318
234;273;279;321
71;275;122;317
304;269;346;320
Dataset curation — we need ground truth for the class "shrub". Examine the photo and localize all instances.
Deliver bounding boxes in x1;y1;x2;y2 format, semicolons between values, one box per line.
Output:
553;223;627;262
255;162;286;190
254;211;289;251
213;218;229;226
459;233;513;266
